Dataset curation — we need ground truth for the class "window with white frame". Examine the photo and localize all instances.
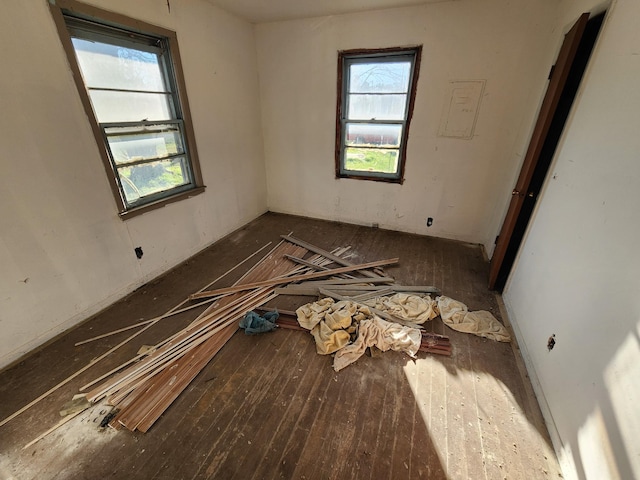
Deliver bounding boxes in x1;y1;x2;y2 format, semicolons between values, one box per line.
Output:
336;47;421;183
50;0;204;217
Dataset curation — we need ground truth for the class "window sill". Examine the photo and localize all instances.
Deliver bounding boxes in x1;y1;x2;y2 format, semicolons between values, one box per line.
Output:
118;186;206;220
336;173;404;185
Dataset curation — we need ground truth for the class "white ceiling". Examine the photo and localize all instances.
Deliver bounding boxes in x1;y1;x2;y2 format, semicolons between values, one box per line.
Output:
206;0;455;24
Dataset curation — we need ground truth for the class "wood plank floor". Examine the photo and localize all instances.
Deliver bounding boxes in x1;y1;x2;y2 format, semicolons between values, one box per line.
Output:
0;213;562;479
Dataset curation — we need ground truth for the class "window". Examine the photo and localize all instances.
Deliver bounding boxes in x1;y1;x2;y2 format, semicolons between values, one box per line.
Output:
336;47;421;183
50;0;204;217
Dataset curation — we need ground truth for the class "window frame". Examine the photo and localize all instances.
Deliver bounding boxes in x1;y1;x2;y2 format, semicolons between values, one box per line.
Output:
49;0;205;219
335;46;422;184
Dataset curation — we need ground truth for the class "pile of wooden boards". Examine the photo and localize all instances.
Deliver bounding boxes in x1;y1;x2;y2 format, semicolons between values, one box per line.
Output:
79;236;403;432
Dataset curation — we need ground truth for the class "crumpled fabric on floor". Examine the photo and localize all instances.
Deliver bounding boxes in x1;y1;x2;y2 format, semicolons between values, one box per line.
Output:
239;310;279;335
333;317;421;372
296;298;373;355
366;293;439;324
436;296;511;342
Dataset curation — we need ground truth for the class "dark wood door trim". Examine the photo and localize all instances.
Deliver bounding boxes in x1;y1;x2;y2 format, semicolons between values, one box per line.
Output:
489;13;589;290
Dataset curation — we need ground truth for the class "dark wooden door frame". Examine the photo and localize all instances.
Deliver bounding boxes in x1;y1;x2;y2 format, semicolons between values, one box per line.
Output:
489;13;590;291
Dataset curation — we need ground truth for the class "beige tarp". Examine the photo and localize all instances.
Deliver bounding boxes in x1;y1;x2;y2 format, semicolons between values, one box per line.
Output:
436;296;511;342
366;293;439;324
296;298;373;355
295;292;510;369
333;317;422;372
368;293;510;342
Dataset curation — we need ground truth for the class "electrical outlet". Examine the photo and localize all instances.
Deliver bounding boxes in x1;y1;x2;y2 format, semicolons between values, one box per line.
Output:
427;217;433;227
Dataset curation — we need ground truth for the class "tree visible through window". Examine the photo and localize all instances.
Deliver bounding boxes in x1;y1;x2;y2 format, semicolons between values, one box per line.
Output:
50;1;204;217
336;47;421;183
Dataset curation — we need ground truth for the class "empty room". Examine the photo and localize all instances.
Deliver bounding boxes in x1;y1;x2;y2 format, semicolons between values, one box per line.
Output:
0;0;638;479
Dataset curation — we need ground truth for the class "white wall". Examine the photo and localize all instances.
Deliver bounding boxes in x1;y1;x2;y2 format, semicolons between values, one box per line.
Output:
503;1;640;479
255;0;558;251
0;0;267;368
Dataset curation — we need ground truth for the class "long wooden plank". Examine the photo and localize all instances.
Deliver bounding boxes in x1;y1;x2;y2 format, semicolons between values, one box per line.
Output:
281;284;390;292
350;288;395;302
74;297;222;346
281;235;383;279
22;409;84;450
274;287;369;297
297;277;394;285
283;254;330;271
190;258;399;301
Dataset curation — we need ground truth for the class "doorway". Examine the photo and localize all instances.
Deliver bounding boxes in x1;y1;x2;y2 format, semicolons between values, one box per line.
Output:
489;11;606;291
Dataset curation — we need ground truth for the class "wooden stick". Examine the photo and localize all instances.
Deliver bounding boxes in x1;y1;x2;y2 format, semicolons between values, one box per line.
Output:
281;235;383;279
350;288;395;302
287;284;393;292
297;277;394;285
23;409;84;450
190;258;399;300
199;241;273;291
283;254;330;271
389;285;441;294
74;297;221;346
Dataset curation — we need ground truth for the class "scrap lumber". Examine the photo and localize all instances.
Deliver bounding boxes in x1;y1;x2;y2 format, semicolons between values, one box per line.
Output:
284;254;330;271
88;241;316;432
59;395;90;417
281;235;384;279
350;288;395;302
299;277;394;285
23;409;84;450
389;285;441;294
282;284;395;292
420;331;452;356
274;287;372;297
190;258;400;301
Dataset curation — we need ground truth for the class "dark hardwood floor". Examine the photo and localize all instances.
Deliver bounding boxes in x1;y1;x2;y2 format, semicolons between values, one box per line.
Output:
0;213;562;479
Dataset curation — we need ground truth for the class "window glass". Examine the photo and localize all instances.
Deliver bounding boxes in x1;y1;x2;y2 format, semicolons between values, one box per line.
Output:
349;62;411;93
88;90;173;123
71;38;166;92
347;94;407;120
105;124;185;164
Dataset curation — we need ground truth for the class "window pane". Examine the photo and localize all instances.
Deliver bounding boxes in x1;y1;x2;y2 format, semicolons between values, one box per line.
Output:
72;38;166;92
118;156;190;204
347;94;407;120
349;62;411;94
89;90;172;123
344;147;399;174
105;124;185;165
346;123;402;148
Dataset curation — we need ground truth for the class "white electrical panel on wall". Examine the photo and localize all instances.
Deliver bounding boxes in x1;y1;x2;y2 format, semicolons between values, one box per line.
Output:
438;80;486;139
